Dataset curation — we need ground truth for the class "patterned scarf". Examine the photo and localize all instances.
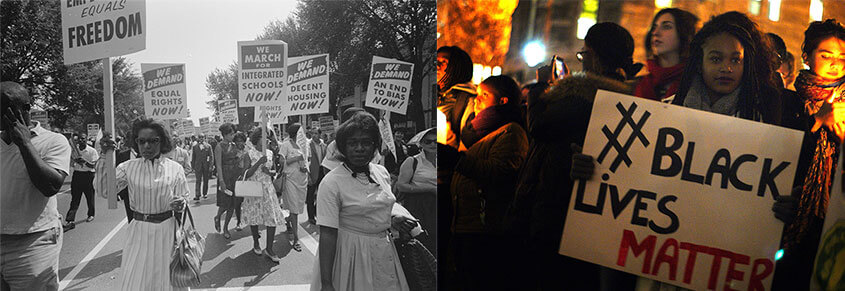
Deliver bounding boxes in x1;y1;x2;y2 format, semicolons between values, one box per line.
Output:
785;70;845;250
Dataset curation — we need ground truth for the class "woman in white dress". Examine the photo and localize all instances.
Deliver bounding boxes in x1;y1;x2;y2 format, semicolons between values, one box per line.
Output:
241;128;287;262
98;118;190;291
312;112;418;291
279;123;308;252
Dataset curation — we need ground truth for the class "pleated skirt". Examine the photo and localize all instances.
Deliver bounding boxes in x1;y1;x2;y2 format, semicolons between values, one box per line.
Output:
310;229;409;291
121;218;188;291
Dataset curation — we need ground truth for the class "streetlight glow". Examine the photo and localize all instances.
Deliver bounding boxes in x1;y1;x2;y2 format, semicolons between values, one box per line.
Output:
522;40;546;67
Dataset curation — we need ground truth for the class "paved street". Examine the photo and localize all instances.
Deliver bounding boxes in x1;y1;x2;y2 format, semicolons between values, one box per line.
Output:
55;171;319;291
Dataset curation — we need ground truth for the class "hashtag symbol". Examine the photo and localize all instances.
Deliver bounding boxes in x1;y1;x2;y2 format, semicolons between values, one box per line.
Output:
597;102;651;173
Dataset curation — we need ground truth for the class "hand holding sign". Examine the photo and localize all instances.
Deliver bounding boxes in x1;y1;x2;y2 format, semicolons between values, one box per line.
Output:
570;143;595;181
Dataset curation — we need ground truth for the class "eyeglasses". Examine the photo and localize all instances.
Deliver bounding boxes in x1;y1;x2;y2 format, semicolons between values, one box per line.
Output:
576;51;588;62
135;137;161;145
435;60;448;69
347;140;375;149
421;138;436;145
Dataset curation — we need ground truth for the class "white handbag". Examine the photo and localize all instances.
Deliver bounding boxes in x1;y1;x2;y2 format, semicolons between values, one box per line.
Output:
234;169;263;198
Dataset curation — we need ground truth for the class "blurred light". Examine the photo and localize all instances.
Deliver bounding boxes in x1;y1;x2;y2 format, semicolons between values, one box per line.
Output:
577;17;597;40
492;66;502;76
482;66;492;80
522;41;546;67
436;108;447;144
810;0;823;21
775;249;784;261
655;0;672;8
472;63;484;84
768;0;781;21
749;0;762;16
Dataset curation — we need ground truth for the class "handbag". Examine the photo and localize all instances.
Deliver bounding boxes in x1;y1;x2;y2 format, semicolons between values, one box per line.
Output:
394;232;437;291
273;172;286;193
170;207;205;287
235;169;264;198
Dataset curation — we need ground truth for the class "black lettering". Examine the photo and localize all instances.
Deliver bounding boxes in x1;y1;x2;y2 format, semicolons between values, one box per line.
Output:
75;26;86;47
103;19;113;41
574;180;604;215
758;159;790;198
705;149;731;189
730;154;757;191
116;16;127;38
651;127;683;177
649;195;679;234
680;142;704;184
128;12;142;37
631;190;655;226
610;187;638;219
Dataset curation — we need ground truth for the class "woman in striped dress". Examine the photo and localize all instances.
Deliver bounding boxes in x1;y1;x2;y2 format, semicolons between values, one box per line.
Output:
100;118;190;291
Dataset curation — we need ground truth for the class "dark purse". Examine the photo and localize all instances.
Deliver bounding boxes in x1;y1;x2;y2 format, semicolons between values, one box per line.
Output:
394;232;437;291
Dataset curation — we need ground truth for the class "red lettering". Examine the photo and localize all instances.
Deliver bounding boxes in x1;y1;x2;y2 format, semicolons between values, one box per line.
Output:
652;238;679;280
706;248;732;290
680;242;703;284
749;258;773;291
617;230;656;273
724;253;750;291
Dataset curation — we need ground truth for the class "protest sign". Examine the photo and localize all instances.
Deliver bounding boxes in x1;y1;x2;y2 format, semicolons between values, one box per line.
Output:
812;150;845;290
199;117;209;127
558;90;803;290
238;40;287;107
319;116;335;136
175;119;194;138
142;63;187;120
218;99;239;124
87;124;100;138
285;54;329;116
365;56;413;115
254;105;288;124
61;0;145;65
30;110;49;126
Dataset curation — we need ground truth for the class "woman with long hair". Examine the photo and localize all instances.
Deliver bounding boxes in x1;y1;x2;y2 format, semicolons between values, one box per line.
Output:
635;8;699;101
437;46;477;150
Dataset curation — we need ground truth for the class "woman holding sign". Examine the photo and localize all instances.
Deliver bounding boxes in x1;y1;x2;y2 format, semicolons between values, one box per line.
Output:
241;128;287;262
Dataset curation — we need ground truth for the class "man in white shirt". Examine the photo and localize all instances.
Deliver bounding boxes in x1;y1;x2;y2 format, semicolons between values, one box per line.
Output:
64;132;99;230
1;82;71;291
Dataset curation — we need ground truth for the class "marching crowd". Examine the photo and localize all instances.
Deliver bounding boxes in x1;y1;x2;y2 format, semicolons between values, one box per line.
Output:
1;73;437;291
438;10;845;291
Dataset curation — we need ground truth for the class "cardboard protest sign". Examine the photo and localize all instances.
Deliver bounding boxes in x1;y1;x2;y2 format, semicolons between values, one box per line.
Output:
30;110;49;126
61;0;145;65
87;124;100;138
218;99;239;124
176;119;194;138
559;90;803;290
812;150;845;290
199;117;209;127
365;56;413;115
238;40;287;107
142;64;187;120
285;54;329;116
254;106;288;124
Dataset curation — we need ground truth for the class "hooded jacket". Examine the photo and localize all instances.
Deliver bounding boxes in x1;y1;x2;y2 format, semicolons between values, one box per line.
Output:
506;72;633;251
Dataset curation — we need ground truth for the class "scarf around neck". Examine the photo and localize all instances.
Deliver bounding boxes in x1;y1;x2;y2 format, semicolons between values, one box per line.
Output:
784;70;845;250
636;59;685;100
460;104;520;148
682;77;741;117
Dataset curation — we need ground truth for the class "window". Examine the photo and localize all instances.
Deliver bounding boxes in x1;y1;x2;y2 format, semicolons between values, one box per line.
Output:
749;0;762;15
577;0;598;40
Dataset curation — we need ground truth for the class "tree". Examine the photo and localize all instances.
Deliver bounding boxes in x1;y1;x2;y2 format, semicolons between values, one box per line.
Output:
205;0;435;131
1;0;145;135
205;62;254;131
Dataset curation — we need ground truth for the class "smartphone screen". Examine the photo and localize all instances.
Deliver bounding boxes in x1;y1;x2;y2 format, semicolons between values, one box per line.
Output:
555;58;564;78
